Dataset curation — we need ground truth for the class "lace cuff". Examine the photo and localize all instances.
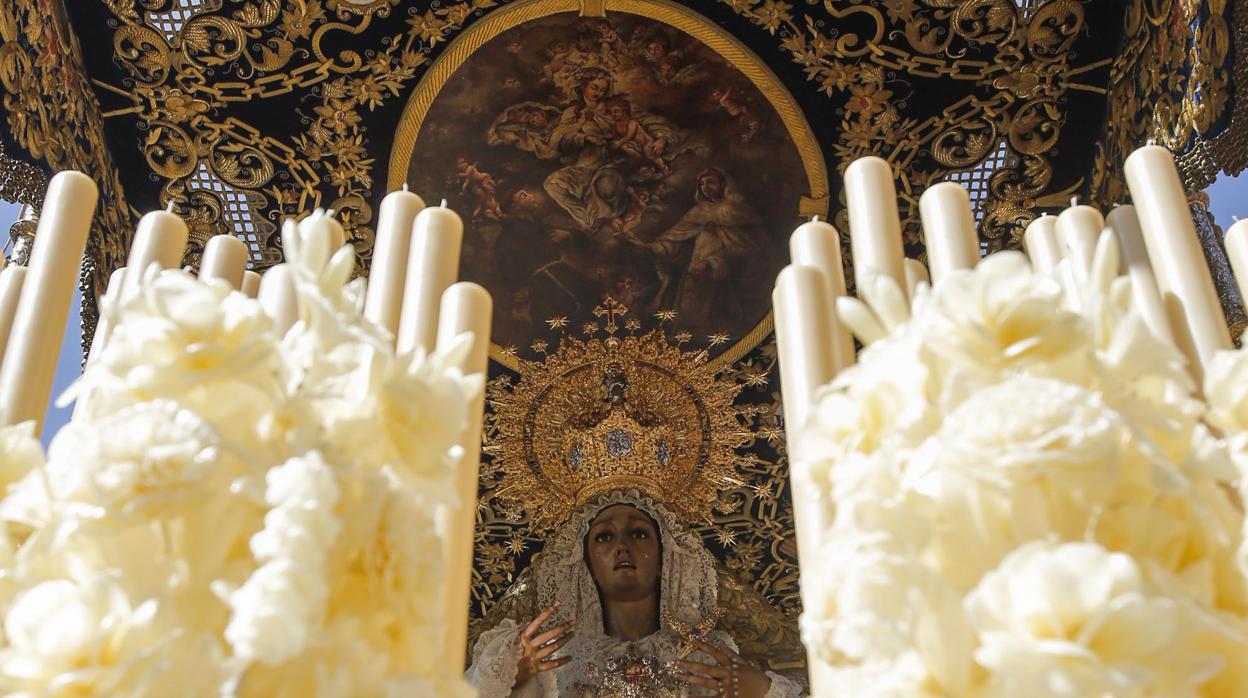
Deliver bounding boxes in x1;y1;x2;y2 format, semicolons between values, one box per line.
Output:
762;670;803;698
465;620;524;698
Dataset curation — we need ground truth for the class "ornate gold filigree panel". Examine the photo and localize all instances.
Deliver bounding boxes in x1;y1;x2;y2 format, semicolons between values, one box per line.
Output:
86;0;501;274
1093;0;1245;202
0;0;136;348
721;0;1112;251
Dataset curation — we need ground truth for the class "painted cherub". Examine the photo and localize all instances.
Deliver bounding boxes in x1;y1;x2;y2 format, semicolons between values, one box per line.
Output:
604;97;668;173
455;157;504;221
710;86;759;141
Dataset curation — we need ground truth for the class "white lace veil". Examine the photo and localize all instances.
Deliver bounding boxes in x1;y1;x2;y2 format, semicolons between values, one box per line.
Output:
535;487;718;640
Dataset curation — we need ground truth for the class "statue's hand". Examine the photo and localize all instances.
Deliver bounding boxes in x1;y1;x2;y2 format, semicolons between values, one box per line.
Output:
514;603;574;686
674;639;771;698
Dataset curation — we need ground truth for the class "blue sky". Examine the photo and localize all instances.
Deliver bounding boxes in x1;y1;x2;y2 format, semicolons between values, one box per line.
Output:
1;170;1245;449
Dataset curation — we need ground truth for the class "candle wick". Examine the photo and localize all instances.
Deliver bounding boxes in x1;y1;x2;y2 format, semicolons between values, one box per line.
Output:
440;198;448;208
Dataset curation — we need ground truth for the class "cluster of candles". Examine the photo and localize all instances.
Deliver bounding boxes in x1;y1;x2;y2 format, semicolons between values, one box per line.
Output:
0;177;490;668
773;144;1245;692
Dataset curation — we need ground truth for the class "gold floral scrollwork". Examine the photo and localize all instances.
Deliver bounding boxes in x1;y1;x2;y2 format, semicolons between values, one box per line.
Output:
181;14;250;68
1007;99;1061;155
1025;0;1084;60
950;0;1021;46
113;23;171;84
144;120;199;179
209;140;275;190
725;0;1086;250
326;0;398;19
931;120;998;169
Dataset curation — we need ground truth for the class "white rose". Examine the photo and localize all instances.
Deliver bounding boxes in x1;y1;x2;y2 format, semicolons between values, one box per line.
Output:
311;334;479;489
225;558;328;665
799;315;936;457
79;268;284;428
804;539;973;696
264;450;341;507
327;472;446;675
44;401;219;509
920;252;1094;403
0;575;225;696
923;375;1121;493
0;422;42;491
967;541;1237;697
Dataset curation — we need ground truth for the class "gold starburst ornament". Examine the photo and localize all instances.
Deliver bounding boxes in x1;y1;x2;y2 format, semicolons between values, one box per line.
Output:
492;298;745;531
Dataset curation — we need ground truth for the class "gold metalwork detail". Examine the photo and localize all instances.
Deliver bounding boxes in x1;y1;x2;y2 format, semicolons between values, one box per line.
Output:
1092;0;1244;200
721;0;1104;249
492;321;743;531
0;0;137;346
86;0;499;273
579;0;606;18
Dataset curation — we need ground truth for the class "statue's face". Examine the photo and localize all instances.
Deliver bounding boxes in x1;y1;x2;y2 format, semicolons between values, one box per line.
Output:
585;504;661;602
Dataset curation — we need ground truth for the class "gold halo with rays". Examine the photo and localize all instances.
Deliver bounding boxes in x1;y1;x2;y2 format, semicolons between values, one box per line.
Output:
490;300;746;531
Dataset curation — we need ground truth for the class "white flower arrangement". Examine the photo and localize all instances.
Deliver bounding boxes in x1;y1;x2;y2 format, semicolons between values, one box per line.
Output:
0;214;481;697
797;251;1248;697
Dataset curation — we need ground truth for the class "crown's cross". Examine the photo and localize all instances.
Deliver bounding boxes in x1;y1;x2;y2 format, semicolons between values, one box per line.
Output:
593;296;629;334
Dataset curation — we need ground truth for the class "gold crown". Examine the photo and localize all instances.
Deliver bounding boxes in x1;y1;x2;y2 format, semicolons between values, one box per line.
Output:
491;300;743;531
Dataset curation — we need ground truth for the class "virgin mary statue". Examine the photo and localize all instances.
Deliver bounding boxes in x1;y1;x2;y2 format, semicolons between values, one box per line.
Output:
467;331;804;697
466;490;802;697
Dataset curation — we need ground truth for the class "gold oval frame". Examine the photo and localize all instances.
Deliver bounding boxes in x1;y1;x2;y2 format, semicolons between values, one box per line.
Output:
388;0;828;372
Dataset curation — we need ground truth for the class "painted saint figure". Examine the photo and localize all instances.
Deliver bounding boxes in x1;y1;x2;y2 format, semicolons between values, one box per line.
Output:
625;168;766;327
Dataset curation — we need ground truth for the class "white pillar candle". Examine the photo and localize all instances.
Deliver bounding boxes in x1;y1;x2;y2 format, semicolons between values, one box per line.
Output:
844;157;907;299
433;282;492;668
120;206;188;302
1124;145;1229;377
0;171;98;431
198;234;248;289
1056;204;1103;292
397;203;463;355
0;266;28;371
1223;218;1248;316
789;218;855;371
83;266;126;364
241;270;261;299
365;186;425;341
1023;214;1062;275
1107;206;1173;342
258;264;298;338
918;181;979;283
773;266;837;463
903;257;930;297
772;264;837;695
72;266;128;419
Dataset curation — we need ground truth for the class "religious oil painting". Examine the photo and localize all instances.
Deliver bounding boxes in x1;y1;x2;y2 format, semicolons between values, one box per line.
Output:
394;2;825;367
